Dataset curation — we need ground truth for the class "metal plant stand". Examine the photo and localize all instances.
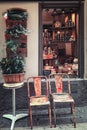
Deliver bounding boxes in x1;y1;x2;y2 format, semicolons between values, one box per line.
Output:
3;82;28;130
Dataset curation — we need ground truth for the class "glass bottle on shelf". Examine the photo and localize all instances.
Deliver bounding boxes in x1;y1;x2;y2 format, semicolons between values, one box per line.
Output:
43;29;51;45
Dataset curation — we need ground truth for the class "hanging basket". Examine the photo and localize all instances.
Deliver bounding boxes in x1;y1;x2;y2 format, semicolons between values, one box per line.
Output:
3;73;25;83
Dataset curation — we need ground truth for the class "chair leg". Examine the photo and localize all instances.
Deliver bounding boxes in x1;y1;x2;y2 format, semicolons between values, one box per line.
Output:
53;102;56;127
71;102;76;128
70;102;73;114
29;107;33;129
48;105;52;128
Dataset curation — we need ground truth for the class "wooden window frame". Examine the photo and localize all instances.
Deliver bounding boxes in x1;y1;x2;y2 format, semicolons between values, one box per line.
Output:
38;1;84;78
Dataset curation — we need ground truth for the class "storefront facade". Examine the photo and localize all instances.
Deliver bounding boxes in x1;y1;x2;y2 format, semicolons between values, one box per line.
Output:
0;0;86;82
0;0;87;114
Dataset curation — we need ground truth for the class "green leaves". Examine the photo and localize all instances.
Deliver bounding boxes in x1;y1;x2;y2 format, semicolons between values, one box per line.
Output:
3;8;28;21
6;40;18;53
0;55;25;74
1;8;27;75
5;24;29;37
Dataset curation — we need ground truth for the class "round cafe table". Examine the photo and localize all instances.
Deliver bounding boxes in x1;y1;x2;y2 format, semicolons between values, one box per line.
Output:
3;82;28;130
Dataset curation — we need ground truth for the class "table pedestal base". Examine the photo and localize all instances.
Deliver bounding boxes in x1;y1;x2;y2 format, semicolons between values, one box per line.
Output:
3;113;28;130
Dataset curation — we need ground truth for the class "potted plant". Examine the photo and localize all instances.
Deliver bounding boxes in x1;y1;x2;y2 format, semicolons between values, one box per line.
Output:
0;55;25;83
5;24;29;38
3;8;28;21
0;31;26;83
0;37;25;83
0;8;28;83
0;34;25;83
5;24;28;57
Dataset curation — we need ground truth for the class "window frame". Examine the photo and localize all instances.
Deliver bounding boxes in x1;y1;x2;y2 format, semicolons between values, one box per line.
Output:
38;1;84;78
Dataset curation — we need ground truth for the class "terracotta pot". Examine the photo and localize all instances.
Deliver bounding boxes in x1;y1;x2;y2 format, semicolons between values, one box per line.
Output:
3;73;25;83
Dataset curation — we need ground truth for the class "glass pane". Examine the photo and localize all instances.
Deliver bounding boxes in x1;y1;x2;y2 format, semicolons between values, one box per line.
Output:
42;8;78;78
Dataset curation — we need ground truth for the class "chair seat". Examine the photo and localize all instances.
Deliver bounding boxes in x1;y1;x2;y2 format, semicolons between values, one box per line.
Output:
52;93;74;102
30;96;50;106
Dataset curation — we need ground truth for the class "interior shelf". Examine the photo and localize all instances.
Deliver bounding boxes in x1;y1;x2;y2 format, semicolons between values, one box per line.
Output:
42;8;78;76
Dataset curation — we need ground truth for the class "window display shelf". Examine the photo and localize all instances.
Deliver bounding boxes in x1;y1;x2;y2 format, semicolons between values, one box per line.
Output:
43;8;77;75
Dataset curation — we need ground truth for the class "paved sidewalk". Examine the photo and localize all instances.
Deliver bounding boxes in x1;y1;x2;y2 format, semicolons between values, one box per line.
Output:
0;106;87;130
0;123;87;130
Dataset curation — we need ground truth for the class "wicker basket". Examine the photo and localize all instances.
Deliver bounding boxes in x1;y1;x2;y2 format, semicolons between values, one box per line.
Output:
3;73;25;83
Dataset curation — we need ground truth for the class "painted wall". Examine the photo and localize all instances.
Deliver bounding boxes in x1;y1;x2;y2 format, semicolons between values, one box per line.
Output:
0;2;39;82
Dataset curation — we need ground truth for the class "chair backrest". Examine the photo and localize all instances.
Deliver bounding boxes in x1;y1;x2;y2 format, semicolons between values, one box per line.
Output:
27;76;49;98
49;73;71;94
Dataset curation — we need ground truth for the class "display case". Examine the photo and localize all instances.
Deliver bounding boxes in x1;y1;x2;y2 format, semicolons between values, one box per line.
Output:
43;9;77;76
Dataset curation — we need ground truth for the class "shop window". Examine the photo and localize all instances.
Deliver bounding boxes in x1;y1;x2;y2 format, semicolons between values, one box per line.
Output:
39;1;84;78
42;8;78;78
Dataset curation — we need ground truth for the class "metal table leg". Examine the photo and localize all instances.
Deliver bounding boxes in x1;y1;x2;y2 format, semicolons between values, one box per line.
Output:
3;88;28;130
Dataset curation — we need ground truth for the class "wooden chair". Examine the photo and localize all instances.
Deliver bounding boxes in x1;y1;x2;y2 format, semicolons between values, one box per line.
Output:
27;76;52;129
49;73;76;128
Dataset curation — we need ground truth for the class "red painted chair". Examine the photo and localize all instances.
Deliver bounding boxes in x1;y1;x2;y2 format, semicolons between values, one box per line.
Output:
49;73;76;128
27;76;52;129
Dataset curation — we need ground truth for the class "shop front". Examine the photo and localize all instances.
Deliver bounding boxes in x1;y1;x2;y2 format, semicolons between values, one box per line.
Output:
0;0;87;115
0;0;86;81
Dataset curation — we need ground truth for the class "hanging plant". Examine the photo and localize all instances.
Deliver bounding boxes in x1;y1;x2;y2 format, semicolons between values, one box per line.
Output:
5;24;29;37
3;8;28;21
6;39;18;53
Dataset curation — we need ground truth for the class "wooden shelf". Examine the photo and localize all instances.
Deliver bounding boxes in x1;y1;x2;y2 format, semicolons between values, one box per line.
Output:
43;10;77;74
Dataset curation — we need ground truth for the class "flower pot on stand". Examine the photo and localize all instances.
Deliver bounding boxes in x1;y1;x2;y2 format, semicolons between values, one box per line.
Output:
3;73;25;83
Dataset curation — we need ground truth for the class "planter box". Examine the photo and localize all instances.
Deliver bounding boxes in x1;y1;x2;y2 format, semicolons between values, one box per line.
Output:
6;19;27;27
6;48;27;57
18;48;27;57
3;73;25;83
